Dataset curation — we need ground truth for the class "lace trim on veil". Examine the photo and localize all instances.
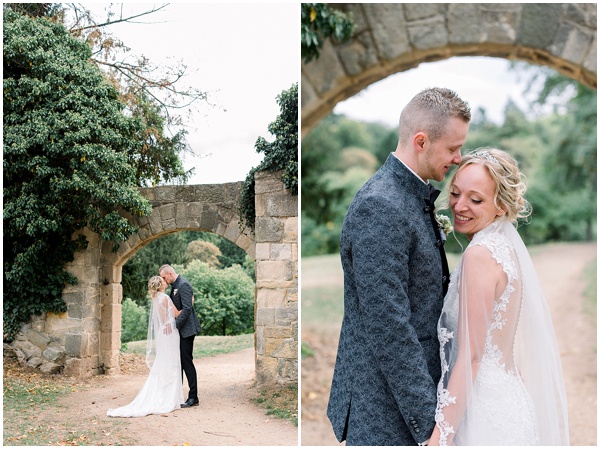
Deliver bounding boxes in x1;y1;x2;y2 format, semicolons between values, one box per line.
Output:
435;221;518;445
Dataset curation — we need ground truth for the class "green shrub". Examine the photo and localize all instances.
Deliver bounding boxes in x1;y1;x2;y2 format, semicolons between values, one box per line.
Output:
121;297;149;344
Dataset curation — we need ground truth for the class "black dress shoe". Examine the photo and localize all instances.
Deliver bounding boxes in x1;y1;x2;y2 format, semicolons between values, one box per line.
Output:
181;398;199;408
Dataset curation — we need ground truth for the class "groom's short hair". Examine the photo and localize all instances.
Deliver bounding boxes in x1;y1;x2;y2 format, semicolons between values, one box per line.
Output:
159;264;174;275
398;87;471;145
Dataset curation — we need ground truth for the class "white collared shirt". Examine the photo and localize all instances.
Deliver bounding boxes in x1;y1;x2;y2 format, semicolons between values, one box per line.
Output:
392;153;429;185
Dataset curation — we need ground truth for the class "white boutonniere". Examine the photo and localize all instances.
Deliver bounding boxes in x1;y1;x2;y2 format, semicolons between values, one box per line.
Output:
435;214;453;242
172;288;178;296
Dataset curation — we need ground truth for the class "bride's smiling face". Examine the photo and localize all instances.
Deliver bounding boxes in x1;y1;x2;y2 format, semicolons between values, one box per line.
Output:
449;163;505;240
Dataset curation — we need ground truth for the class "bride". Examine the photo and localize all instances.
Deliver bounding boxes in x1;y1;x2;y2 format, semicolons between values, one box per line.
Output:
428;148;569;445
108;276;184;417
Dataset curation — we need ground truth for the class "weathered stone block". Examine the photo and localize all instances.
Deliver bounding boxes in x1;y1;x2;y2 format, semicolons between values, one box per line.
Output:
100;304;122;332
175;186;196;202
407;16;448;50
27;329;51;350
255;217;284;243
68;303;83;320
257;288;285;308
551;23;595;65
267;193;298;217
279;359;298;383
27;357;44;368
100;331;121;353
223;221;241;244
256;355;279;384
256;308;275;326
337;31;379;77
63;291;84;306
162;218;176;231
255;243;270;261
302;38;349;95
256;261;292;282
363;3;410;60
65;333;82;357
270;243;292;261
40;362;62;374
199;207;217;231
63;357;82;376
283;217;298;242
153;186;176;201
17;340;42;360
264;326;292;340
448;3;482;44
43;345;66;363
255;326;265;356
148;212;164;235
517;3;562;49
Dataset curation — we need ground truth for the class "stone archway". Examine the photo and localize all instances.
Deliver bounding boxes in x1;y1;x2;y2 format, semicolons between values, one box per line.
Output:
11;171;297;386
302;3;597;137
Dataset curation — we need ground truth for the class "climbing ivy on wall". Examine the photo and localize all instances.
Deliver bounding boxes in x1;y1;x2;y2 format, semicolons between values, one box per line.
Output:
3;11;151;339
239;83;298;231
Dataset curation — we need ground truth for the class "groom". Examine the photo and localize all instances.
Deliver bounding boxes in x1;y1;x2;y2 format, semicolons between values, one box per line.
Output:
159;264;202;408
327;88;470;445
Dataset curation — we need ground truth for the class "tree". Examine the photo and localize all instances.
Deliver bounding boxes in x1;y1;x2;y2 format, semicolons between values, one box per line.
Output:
239;83;298;231
122;231;254;305
301;3;354;63
3;10;151;338
185;240;222;268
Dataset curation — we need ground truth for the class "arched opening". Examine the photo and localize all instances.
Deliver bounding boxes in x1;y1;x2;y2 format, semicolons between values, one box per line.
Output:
112;230;256;394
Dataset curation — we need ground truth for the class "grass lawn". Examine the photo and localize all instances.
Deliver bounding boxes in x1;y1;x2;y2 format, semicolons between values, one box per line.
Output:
123;332;254;358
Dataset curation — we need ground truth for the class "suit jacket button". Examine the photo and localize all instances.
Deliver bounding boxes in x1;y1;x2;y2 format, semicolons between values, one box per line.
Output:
423;206;431;213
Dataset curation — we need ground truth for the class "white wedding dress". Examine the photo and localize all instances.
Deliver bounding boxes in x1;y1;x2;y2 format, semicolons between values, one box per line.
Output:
108;292;183;417
435;220;569;445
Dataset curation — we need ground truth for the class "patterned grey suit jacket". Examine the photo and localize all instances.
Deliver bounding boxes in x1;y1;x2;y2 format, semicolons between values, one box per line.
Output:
327;154;445;445
170;275;202;339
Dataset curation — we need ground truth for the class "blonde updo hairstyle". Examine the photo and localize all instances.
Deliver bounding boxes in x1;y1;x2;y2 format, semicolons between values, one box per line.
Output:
449;147;532;224
147;275;163;299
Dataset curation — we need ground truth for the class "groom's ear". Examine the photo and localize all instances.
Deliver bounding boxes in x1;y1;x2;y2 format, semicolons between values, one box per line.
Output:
413;132;427;153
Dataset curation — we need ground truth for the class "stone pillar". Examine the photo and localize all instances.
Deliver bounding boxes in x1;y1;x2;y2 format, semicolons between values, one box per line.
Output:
254;170;298;385
61;227;102;376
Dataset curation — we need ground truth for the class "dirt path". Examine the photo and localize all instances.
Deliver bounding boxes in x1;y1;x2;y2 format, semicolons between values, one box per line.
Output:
48;348;298;446
300;242;597;446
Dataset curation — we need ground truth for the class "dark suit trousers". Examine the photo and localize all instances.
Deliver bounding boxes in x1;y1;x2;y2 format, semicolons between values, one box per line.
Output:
180;334;198;400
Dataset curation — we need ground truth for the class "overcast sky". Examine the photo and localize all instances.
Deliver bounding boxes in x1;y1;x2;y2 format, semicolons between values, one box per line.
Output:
85;4;543;185
86;3;298;185
333;56;534;129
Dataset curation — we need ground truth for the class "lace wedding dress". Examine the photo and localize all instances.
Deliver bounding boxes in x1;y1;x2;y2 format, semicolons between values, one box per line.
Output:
435;220;569;445
108;292;183;417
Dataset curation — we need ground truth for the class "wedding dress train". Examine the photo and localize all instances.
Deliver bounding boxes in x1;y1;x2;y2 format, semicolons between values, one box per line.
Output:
108;292;183;417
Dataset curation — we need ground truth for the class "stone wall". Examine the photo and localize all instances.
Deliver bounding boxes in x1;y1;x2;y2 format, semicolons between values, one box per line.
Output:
254;170;298;384
302;3;597;136
6;172;299;386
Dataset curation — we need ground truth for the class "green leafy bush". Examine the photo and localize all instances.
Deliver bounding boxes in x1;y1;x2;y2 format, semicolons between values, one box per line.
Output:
121;298;149;344
179;260;255;336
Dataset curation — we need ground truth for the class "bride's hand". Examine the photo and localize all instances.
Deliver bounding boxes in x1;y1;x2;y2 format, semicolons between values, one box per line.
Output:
427;427;441;446
163;323;172;335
